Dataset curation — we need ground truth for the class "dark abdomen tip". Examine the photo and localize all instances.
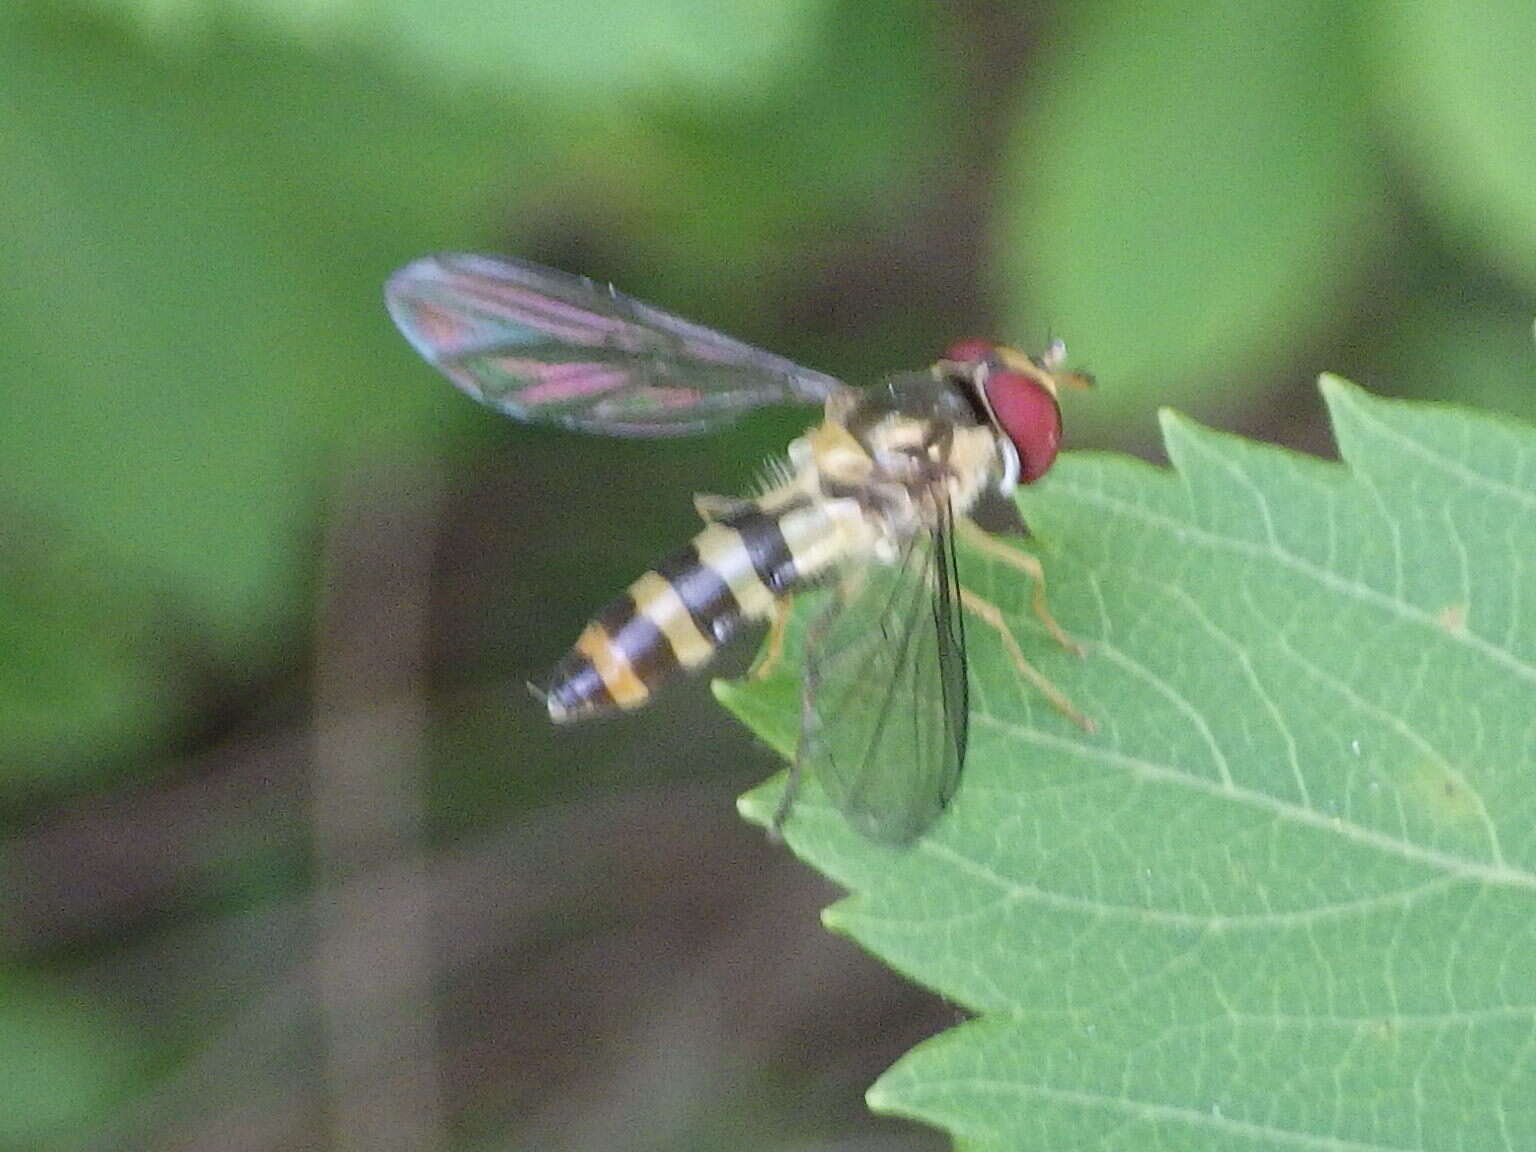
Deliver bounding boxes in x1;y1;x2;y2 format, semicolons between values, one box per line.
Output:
534;649;617;723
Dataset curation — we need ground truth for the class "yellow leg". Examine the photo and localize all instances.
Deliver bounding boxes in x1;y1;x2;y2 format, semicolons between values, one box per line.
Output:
957;518;1083;656
750;597;792;680
960;586;1094;732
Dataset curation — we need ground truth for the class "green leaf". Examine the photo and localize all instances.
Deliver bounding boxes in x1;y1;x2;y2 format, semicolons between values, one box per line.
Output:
0;539;190;781
0;979;138;1143
56;0;824;106
0;14;525;759
719;379;1536;1148
1370;286;1536;423
1374;0;1536;296
995;0;1382;437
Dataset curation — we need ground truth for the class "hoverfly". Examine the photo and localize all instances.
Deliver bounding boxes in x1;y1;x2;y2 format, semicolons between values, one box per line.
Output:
385;253;1091;843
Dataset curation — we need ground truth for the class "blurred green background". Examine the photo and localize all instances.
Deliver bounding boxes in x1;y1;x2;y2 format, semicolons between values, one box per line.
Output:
2;0;1534;1148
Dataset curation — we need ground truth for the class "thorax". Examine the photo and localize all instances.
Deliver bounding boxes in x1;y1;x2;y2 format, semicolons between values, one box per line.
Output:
763;383;1002;571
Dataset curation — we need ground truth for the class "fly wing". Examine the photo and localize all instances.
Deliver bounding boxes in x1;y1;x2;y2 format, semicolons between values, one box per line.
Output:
386;253;849;436
800;494;968;843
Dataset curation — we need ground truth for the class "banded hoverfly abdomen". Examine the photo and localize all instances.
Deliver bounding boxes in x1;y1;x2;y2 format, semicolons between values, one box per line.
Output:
388;252;1092;841
540;499;851;723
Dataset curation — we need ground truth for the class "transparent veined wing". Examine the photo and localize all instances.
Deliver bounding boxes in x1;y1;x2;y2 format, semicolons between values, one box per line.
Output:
385;253;849;436
797;492;968;843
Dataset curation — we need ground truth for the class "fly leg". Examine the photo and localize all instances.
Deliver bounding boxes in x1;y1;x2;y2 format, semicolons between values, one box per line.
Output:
959;586;1094;732
749;597;792;680
957;517;1082;656
771;587;844;840
693;492;743;522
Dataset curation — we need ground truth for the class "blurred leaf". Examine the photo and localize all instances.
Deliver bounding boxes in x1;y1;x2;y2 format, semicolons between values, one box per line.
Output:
722;381;1536;1147
520;0;957;326
0;979;138;1143
1374;0;1536;296
0;538;188;781
60;0;824;105
0;12;528;745
378;0;823;103
751;0;955;213
997;0;1381;439
1371;287;1536;422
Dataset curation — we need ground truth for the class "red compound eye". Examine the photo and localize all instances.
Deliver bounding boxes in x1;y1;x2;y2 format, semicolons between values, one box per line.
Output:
944;338;997;364
985;370;1062;483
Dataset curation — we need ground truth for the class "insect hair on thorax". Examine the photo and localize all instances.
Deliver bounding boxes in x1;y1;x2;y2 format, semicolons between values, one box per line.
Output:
751;452;797;496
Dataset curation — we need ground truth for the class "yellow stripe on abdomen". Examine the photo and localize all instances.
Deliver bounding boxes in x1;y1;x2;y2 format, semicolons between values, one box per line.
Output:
693;521;779;620
573;622;649;709
629;570;715;669
541;498;852;725
776;503;847;580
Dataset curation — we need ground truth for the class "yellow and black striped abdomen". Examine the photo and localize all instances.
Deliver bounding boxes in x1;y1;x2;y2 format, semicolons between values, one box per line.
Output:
541;503;837;723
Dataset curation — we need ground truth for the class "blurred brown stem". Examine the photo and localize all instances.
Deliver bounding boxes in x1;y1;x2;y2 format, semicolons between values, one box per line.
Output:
312;459;446;1152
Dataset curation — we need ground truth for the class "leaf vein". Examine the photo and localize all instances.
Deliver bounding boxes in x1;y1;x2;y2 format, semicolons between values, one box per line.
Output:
1090;639;1234;790
1333;388;1536;513
1267;630;1507;869
915;839;1468;930
972;713;1536;889
1053;480;1536;688
924;1080;1423;1152
1157;578;1310;805
1223;1005;1536;1029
